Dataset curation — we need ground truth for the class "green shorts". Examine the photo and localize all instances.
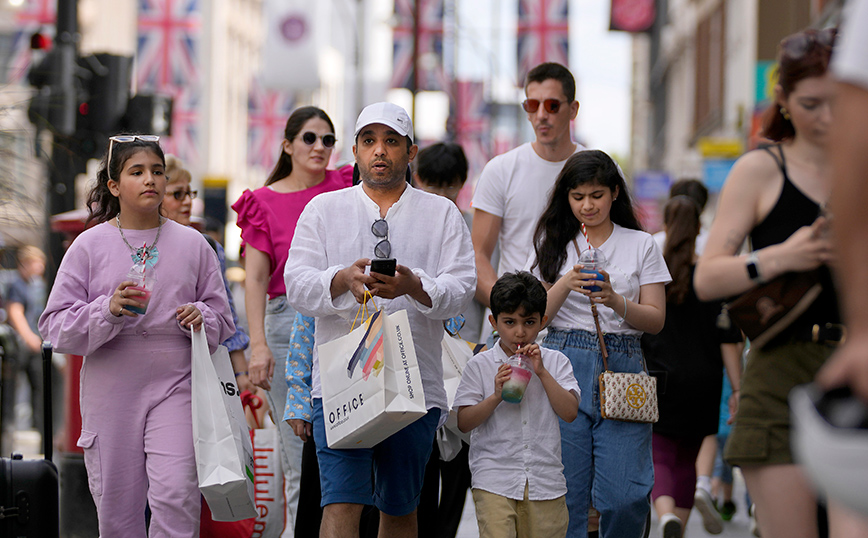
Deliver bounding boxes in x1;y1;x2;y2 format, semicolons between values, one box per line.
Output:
724;341;831;467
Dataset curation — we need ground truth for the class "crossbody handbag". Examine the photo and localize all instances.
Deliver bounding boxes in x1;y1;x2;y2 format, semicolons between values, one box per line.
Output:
573;239;659;423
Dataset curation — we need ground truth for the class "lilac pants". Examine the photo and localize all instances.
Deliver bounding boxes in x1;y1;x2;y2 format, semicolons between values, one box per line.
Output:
77;334;200;537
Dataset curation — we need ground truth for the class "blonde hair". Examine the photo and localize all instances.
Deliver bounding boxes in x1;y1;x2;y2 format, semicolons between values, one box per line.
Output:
165;154;192;185
17;245;46;265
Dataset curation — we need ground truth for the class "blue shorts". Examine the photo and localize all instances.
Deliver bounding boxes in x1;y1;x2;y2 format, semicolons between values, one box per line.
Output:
311;398;439;516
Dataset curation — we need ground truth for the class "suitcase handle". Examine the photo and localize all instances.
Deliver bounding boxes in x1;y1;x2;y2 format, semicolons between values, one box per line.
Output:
42;342;52;462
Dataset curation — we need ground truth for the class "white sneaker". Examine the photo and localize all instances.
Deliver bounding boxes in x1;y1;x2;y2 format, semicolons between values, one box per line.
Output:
694;488;724;534
749;503;761;537
660;513;683;538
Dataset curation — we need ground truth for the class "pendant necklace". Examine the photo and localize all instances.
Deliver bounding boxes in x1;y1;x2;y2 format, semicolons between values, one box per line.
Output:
117;214;163;268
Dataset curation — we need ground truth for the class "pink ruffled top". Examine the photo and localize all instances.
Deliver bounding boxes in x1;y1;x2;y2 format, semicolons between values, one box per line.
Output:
232;166;353;298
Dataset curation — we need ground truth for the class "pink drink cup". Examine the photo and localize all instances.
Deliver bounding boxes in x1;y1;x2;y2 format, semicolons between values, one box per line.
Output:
125;285;152;315
502;355;533;404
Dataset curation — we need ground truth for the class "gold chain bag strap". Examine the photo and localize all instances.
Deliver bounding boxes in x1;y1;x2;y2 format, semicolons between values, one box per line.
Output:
573;239;659;423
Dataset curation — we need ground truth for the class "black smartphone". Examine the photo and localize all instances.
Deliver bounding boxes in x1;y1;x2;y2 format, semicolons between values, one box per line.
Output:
370;258;397;277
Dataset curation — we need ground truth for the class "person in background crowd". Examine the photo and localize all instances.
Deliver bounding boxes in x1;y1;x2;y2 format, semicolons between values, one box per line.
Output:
412;142;479;538
532;149;670;537
472;62;586;341
651;179;710;255
232;106;353;535
3;245;61;442
39;134;234;536
695;27;868;538
163;155;251;393
642;196;743;538
284;102;475;538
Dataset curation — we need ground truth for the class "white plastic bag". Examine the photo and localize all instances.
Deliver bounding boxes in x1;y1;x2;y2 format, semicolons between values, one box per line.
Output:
191;328;257;521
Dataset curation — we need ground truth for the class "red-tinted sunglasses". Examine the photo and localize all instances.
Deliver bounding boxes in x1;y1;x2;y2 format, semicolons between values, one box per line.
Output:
522;98;570;114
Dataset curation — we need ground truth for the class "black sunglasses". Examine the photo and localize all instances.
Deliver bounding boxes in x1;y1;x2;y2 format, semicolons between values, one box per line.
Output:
781;28;837;60
301;131;337;148
168;188;197;201
522;99;569;114
372;219;391;259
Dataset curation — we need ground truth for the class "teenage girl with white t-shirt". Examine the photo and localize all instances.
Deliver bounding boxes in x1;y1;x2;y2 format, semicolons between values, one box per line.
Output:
532;150;670;538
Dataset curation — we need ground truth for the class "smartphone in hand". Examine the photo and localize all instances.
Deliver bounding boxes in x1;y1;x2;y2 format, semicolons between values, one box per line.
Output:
370;258;397;277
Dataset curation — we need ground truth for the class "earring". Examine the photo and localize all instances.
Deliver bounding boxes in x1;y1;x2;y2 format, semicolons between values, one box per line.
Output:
781;106;791;121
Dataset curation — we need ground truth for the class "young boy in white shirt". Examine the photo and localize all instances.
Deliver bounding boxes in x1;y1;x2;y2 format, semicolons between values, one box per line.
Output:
454;271;580;538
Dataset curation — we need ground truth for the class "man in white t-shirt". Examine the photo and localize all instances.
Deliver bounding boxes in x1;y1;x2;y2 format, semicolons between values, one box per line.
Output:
471;62;587;313
819;0;868;404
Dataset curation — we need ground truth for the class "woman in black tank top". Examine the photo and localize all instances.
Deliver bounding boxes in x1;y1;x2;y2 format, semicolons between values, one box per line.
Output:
694;28;868;538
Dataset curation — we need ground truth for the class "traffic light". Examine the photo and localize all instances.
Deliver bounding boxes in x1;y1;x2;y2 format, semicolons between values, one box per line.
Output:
74;54;133;159
123;94;173;136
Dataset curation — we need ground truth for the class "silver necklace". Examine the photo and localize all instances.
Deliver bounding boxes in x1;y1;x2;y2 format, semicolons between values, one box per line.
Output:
117;214;164;267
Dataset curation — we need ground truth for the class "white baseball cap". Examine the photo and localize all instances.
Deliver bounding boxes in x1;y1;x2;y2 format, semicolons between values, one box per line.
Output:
353;102;414;143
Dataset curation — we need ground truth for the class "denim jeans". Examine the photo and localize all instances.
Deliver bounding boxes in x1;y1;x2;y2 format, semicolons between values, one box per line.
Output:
265;295;303;537
543;328;653;538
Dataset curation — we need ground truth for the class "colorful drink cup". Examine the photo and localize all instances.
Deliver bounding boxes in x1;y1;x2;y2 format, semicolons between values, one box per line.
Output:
125;268;156;315
501;354;533;404
579;248;607;293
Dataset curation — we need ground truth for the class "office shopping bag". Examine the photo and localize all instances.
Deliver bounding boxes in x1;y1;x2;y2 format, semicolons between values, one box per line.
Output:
191;328;257;521
319;308;427;449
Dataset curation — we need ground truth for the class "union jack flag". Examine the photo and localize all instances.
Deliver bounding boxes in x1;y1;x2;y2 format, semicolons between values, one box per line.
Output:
452;80;490;208
247;77;296;171
7;0;56;85
516;0;570;85
136;0;202;165
391;0;446;91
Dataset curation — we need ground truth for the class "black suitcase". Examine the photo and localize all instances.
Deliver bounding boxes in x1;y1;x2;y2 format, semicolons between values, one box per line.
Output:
0;342;60;537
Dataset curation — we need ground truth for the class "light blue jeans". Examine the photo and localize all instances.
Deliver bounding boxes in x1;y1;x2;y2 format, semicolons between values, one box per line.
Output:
543;327;653;538
265;295;303;536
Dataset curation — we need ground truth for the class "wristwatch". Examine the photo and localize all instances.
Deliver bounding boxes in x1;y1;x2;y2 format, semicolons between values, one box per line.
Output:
746;252;765;284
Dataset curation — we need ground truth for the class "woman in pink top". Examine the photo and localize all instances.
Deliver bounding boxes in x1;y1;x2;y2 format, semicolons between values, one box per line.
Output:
231;106;351;533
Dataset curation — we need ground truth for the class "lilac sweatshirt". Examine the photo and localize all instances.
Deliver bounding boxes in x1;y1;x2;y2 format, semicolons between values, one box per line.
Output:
39;219;235;356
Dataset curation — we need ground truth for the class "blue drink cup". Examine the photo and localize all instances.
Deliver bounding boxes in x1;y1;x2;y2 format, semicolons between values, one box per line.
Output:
580;264;604;292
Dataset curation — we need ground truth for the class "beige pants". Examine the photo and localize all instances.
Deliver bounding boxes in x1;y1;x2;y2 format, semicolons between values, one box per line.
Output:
472;482;568;538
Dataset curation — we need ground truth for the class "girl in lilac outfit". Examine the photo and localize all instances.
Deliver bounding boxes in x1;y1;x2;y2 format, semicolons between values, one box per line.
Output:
39;135;234;537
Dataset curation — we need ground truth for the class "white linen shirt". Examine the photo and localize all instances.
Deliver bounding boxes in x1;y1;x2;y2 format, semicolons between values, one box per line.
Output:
284;183;476;413
453;345;580;501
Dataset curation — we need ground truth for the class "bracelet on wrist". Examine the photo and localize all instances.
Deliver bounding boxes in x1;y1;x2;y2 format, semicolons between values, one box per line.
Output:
234;371;248;378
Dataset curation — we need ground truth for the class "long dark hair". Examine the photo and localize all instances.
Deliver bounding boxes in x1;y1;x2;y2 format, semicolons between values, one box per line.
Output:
264;106;335;186
533;150;643;284
662;195;700;305
85;135;165;227
762;28;835;142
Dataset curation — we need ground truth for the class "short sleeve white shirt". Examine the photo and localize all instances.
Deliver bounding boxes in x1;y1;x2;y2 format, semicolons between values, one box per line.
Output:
472;142;586;276
531;224;671;335
453;345;580;500
833;0;868;90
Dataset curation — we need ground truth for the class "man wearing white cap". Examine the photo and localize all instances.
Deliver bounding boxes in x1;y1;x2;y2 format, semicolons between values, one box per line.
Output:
284;102;476;537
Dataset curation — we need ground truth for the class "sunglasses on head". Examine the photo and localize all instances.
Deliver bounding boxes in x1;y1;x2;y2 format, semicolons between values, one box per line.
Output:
371;218;391;259
107;135;161;181
168;188;197;201
781;28;837;60
522;98;569;114
301;131;337;148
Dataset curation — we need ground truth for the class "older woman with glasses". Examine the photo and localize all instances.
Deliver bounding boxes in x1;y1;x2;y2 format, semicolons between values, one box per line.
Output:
231;106;353;534
695;27;868;538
